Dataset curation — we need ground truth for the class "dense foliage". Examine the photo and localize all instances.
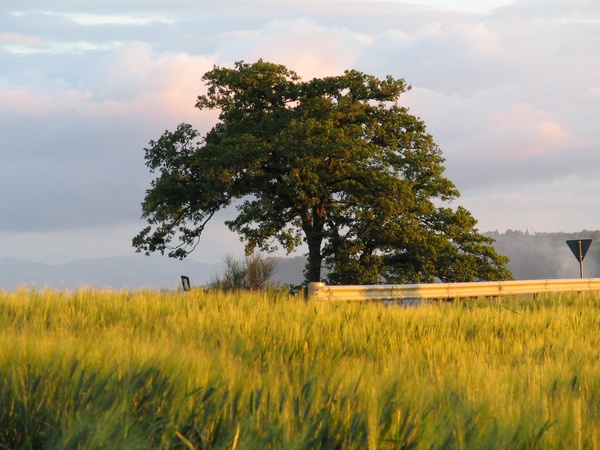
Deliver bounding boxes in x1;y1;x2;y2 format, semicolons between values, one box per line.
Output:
133;60;511;283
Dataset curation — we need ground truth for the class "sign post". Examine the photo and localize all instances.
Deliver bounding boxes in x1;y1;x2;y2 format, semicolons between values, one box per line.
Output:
181;275;191;291
566;239;592;278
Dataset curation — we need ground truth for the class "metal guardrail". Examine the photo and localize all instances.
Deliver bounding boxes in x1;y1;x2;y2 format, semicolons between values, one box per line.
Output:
307;279;600;301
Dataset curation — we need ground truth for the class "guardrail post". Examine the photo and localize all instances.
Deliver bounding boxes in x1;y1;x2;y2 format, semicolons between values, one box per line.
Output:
308;282;326;300
181;275;191;291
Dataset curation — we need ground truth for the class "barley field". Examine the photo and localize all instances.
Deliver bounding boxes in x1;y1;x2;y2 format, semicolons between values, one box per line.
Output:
1;287;600;449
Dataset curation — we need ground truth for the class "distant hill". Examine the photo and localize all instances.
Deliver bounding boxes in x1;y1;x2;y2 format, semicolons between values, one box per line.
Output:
2;232;598;291
0;255;307;291
0;256;218;291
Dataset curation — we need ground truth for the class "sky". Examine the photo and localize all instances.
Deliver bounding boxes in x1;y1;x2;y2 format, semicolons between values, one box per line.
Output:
1;0;600;265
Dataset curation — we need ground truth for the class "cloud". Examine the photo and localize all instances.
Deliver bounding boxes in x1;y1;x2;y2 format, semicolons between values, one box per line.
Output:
0;42;218;233
27;11;176;26
213;18;371;78
498;0;600;23
406;84;598;191
397;0;516;14
358;20;509;95
482;102;570;159
0;31;42;46
1;0;600;265
0;88;88;116
347;1;600;200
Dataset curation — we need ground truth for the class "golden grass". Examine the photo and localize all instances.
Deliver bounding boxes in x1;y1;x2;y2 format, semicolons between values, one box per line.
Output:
1;287;600;448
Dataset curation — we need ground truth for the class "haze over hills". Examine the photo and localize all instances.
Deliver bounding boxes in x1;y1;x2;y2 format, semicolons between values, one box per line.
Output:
484;230;600;280
0;255;307;291
1;231;599;290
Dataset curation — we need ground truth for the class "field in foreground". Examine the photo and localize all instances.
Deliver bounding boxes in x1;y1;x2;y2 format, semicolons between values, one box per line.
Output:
1;288;600;449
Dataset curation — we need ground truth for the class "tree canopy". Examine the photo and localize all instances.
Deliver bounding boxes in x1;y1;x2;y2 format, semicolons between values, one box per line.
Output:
133;60;512;284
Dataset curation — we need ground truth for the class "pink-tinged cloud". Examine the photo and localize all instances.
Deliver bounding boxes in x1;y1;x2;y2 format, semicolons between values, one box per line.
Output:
587;87;600;98
214;18;371;79
0;89;92;117
486;103;570;160
85;44;218;125
0;32;41;45
1;43;220;130
407;86;574;164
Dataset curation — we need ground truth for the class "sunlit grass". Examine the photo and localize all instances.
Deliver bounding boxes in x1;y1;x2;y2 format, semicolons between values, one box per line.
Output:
1;287;600;448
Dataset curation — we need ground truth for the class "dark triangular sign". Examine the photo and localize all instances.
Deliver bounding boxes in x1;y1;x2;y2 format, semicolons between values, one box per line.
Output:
566;239;592;261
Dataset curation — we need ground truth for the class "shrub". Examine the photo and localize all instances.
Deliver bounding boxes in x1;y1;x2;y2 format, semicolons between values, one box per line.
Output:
209;253;278;291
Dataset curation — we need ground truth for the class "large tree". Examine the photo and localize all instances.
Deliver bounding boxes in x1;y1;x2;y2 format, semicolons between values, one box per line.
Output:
133;60;511;284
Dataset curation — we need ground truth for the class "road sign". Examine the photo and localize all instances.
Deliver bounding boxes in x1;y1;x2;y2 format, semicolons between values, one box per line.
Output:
566;239;592;278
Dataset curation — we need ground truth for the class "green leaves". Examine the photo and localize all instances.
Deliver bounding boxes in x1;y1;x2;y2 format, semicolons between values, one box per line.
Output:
134;60;511;283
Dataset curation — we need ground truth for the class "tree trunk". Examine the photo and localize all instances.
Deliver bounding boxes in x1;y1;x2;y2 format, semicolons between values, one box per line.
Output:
305;235;323;282
302;203;326;283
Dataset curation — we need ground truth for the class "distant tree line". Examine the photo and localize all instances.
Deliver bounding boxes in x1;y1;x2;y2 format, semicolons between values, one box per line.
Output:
485;230;600;280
